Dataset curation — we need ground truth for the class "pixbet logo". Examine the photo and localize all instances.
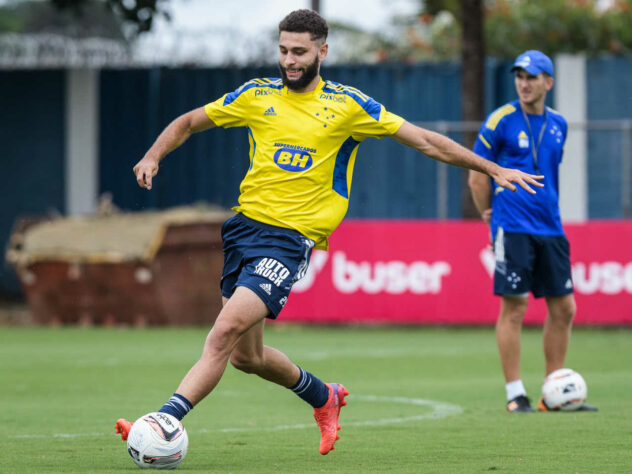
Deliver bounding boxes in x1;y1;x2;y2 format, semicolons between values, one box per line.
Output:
292;251;451;294
319;93;346;103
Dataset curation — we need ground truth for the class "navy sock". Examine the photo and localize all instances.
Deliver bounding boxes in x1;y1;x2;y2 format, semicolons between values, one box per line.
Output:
158;393;193;421
289;367;330;408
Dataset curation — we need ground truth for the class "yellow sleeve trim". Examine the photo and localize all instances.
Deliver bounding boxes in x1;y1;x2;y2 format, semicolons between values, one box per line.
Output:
478;134;492;149
485;104;516;131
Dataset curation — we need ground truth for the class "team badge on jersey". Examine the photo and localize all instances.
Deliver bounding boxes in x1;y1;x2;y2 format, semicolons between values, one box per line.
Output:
518;131;529;148
551;124;563;143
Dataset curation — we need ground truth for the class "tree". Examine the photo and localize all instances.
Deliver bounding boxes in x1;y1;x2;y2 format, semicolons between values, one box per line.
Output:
50;0;170;37
358;0;631;217
485;0;632;56
422;0;485;218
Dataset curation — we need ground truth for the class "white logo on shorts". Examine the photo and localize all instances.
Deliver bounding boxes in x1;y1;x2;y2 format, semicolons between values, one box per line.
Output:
259;283;272;295
254;258;290;287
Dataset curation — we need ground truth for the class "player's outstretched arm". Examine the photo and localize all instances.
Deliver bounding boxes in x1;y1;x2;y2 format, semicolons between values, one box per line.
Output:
133;107;216;190
391;121;544;194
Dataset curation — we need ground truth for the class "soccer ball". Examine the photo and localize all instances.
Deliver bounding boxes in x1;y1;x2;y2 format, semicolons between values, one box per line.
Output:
541;368;587;411
126;412;188;470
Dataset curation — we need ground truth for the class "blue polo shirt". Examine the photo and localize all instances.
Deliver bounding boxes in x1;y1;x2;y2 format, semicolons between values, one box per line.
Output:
474;99;567;238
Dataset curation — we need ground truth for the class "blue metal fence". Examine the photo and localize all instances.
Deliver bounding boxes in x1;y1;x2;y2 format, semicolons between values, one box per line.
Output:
586;57;632;218
0;70;65;295
99;63;469;220
1;57;631;296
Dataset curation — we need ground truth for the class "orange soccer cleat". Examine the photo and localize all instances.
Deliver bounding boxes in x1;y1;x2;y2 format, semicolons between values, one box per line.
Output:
313;383;349;455
115;418;133;441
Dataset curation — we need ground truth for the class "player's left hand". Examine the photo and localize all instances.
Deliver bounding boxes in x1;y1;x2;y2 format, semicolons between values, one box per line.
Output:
133;156;159;190
493;168;544;194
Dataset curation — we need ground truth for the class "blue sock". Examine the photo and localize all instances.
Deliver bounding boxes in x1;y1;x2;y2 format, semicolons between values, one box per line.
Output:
158;393;193;421
289;367;330;408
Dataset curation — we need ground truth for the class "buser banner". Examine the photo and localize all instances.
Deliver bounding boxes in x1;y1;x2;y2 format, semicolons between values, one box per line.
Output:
280;221;632;325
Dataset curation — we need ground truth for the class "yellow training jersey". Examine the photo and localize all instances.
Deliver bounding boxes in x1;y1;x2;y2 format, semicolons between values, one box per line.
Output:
204;77;404;250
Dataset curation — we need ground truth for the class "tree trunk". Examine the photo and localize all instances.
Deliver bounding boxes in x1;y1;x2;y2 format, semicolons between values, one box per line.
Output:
460;0;485;218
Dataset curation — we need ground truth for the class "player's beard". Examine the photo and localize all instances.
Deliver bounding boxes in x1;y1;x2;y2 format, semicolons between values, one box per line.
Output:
279;55;320;91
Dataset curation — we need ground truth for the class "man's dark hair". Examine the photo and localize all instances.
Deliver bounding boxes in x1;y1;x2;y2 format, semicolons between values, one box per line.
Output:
278;9;328;43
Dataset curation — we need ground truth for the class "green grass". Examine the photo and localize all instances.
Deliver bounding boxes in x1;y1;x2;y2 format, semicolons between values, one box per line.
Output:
1;326;630;473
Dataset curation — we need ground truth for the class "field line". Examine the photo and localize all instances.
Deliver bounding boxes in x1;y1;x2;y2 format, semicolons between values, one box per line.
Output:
10;395;462;439
203;395;462;433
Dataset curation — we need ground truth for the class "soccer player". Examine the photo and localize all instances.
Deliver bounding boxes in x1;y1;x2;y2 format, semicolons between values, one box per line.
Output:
469;50;596;413
116;10;543;453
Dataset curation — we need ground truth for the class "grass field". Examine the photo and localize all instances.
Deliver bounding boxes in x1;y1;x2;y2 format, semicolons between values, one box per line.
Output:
1;325;630;473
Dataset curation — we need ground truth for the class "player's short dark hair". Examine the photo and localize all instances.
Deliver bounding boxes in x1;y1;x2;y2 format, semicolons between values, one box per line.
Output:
278;9;328;43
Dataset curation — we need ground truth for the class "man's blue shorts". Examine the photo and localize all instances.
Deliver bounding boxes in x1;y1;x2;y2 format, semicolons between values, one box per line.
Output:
220;213;315;318
493;229;573;298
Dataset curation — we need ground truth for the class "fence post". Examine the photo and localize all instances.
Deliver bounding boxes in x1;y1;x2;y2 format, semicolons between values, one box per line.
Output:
623;120;632;219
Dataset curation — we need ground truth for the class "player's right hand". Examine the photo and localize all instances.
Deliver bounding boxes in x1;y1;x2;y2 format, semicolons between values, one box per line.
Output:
133;157;159;190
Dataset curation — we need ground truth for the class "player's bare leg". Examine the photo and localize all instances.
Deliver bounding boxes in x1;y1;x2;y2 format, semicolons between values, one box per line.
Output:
230;319;301;385
539;294;596;411
229;297;348;455
175;286;269;405
496;296;529;383
497;296;533;412
542;294;576;376
116;288;289;441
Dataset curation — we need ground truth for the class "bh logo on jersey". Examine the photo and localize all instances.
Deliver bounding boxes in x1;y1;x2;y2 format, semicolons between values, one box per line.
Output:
274;148;313;172
254;258;291;287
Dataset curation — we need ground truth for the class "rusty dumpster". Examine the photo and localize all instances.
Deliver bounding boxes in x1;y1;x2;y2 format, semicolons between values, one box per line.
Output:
6;206;233;326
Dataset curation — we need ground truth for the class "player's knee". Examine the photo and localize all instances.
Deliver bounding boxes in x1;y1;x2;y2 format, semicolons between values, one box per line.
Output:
203;321;241;356
500;297;528;324
229;352;262;374
550;300;576;325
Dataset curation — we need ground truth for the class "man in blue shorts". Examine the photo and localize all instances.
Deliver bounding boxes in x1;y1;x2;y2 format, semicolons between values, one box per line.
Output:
469;50;596;413
115;10;543;453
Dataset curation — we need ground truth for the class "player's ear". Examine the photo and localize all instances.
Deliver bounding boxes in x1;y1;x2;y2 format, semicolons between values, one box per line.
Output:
545;74;554;91
318;42;328;62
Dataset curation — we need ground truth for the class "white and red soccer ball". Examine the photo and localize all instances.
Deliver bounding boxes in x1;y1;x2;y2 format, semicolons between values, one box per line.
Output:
126;412;188;470
541;368;588;411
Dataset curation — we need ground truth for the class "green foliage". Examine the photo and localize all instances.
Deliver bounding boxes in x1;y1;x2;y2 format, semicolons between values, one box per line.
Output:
0;0;170;38
0;0;125;39
368;0;632;61
50;0;170;35
1;326;630;472
0;6;23;33
485;0;632;56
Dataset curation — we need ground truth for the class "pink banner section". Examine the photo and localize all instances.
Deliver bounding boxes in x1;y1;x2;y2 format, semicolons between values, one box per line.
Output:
280;221;632;325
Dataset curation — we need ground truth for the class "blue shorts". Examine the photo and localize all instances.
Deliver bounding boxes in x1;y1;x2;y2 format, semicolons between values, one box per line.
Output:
220;213;315;318
493;229;573;298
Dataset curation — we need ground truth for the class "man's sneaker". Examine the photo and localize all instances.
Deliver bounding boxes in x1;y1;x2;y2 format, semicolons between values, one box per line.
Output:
506;395;534;412
115;418;133;441
313;383;349;455
538;397;598;412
